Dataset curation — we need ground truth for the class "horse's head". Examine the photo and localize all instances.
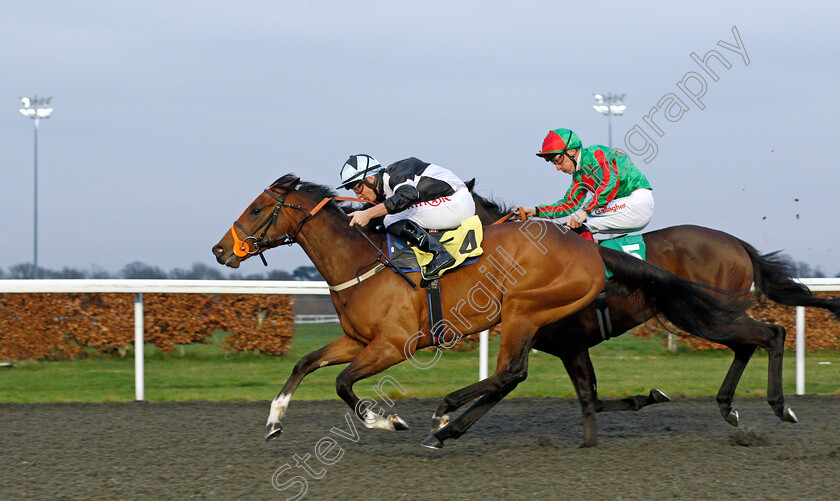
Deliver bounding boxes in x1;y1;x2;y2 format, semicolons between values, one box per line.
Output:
212;174;312;268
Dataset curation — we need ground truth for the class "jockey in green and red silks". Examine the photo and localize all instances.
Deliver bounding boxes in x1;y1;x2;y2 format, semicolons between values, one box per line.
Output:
525;128;654;241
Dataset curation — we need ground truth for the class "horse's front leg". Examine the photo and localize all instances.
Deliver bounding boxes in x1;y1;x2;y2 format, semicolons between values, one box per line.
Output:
335;336;412;432
556;343;600;447
266;334;364;441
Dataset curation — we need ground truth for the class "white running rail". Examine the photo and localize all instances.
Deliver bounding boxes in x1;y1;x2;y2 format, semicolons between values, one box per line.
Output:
0;278;836;400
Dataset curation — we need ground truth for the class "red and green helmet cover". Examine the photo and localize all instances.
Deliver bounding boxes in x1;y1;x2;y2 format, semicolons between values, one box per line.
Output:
537;128;582;157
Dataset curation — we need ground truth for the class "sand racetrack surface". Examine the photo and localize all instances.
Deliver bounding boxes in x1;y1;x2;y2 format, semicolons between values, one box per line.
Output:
1;396;838;500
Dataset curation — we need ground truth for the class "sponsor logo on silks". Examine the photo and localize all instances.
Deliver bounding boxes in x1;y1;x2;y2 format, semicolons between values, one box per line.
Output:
409;197;451;209
591;203;626;216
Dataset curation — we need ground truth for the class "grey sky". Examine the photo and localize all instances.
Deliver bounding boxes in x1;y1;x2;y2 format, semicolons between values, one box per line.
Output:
2;1;839;277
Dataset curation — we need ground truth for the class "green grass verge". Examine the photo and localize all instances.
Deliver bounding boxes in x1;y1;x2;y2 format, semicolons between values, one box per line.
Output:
1;324;838;403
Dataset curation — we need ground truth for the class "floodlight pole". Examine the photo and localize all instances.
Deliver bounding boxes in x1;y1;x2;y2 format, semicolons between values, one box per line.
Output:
19;96;53;279
592;93;626;148
33;116;40;279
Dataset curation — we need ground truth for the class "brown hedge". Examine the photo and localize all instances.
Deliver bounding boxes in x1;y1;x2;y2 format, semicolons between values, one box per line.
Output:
0;293;294;360
633;292;840;350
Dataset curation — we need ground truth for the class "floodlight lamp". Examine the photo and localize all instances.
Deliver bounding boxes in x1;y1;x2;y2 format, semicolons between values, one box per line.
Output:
21;97;31;107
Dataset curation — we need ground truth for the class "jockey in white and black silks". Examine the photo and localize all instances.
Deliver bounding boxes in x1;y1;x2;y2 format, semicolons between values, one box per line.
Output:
524;128;654;241
338;154;476;278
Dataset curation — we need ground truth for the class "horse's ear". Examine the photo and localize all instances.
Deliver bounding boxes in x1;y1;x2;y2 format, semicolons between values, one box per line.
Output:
465;178;476;192
272;174;300;191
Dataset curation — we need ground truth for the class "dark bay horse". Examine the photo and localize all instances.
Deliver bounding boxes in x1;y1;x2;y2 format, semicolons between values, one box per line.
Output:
468;186;840;446
212;174;744;446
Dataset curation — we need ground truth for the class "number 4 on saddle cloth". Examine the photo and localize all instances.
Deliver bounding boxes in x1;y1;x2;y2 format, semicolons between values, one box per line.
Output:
593;233;648;340
386;215;484;346
386;215;484;277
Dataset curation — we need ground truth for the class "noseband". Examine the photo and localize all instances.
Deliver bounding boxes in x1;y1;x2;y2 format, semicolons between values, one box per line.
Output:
230;180;309;266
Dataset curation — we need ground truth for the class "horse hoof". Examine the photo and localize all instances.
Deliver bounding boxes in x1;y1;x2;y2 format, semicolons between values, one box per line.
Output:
390;414;410;431
781;406;798;424
650;389;671;403
723;409;739;427
265;422;284;441
420;434;443;449
430;414;450;433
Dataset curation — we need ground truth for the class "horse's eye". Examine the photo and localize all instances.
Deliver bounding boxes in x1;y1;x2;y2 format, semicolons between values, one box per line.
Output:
250;207;262;215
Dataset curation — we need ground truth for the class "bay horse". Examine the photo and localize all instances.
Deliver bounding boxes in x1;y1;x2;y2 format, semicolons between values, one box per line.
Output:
467;185;840;446
212;174;744;447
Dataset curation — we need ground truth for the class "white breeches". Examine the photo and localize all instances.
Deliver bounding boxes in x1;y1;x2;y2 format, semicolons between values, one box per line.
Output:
383;187;476;230
586;189;654;235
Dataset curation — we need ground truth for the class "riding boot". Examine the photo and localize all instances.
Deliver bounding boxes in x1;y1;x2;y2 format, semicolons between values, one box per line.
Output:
568;224;595;242
387;220;456;278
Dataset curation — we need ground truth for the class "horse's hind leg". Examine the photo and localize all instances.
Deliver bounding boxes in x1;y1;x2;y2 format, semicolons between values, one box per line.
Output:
266;334;363;440
423;384;518;449
429;373;502;434
592;390;672;412
715;341;756;426
764;324;796;423
708;318;796;426
423;319;535;448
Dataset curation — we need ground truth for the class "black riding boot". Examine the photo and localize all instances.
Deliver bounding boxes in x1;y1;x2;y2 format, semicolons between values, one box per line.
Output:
388;220;456;278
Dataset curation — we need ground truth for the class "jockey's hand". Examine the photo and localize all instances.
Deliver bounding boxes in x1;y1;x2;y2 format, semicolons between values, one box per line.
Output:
523;207;538;218
349;203;388;227
348;209;373;227
567;209;587;228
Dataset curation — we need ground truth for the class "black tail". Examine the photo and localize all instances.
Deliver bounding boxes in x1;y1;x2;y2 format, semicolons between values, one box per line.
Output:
598;246;748;343
739;239;840;320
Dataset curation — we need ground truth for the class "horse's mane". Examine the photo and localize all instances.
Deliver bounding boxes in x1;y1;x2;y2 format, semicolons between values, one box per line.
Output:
466;178;517;219
270;173;372;221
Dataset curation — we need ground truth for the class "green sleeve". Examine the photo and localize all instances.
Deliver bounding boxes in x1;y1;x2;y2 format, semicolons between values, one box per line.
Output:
537;179;587;218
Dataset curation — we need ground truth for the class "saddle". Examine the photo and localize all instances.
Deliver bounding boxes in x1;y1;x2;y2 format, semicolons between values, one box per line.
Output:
595;233;648;339
386;215;484;275
386;215;484;346
598;233;647;279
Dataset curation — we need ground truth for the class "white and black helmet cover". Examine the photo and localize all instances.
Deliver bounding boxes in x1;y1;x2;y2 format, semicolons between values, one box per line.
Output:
338;154;382;189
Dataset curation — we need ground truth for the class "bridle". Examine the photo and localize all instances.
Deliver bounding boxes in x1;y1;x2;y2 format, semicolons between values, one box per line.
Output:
229;178;311;266
228;177;417;289
228;177;385;269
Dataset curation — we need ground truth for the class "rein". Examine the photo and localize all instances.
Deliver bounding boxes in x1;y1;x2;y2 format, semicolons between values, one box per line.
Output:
230;186;416;289
492;206;528;225
229;185;376;264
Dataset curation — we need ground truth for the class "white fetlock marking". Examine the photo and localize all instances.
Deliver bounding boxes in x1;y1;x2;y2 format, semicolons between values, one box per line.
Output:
432;414;450;431
363;410;396;430
267;393;292;425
